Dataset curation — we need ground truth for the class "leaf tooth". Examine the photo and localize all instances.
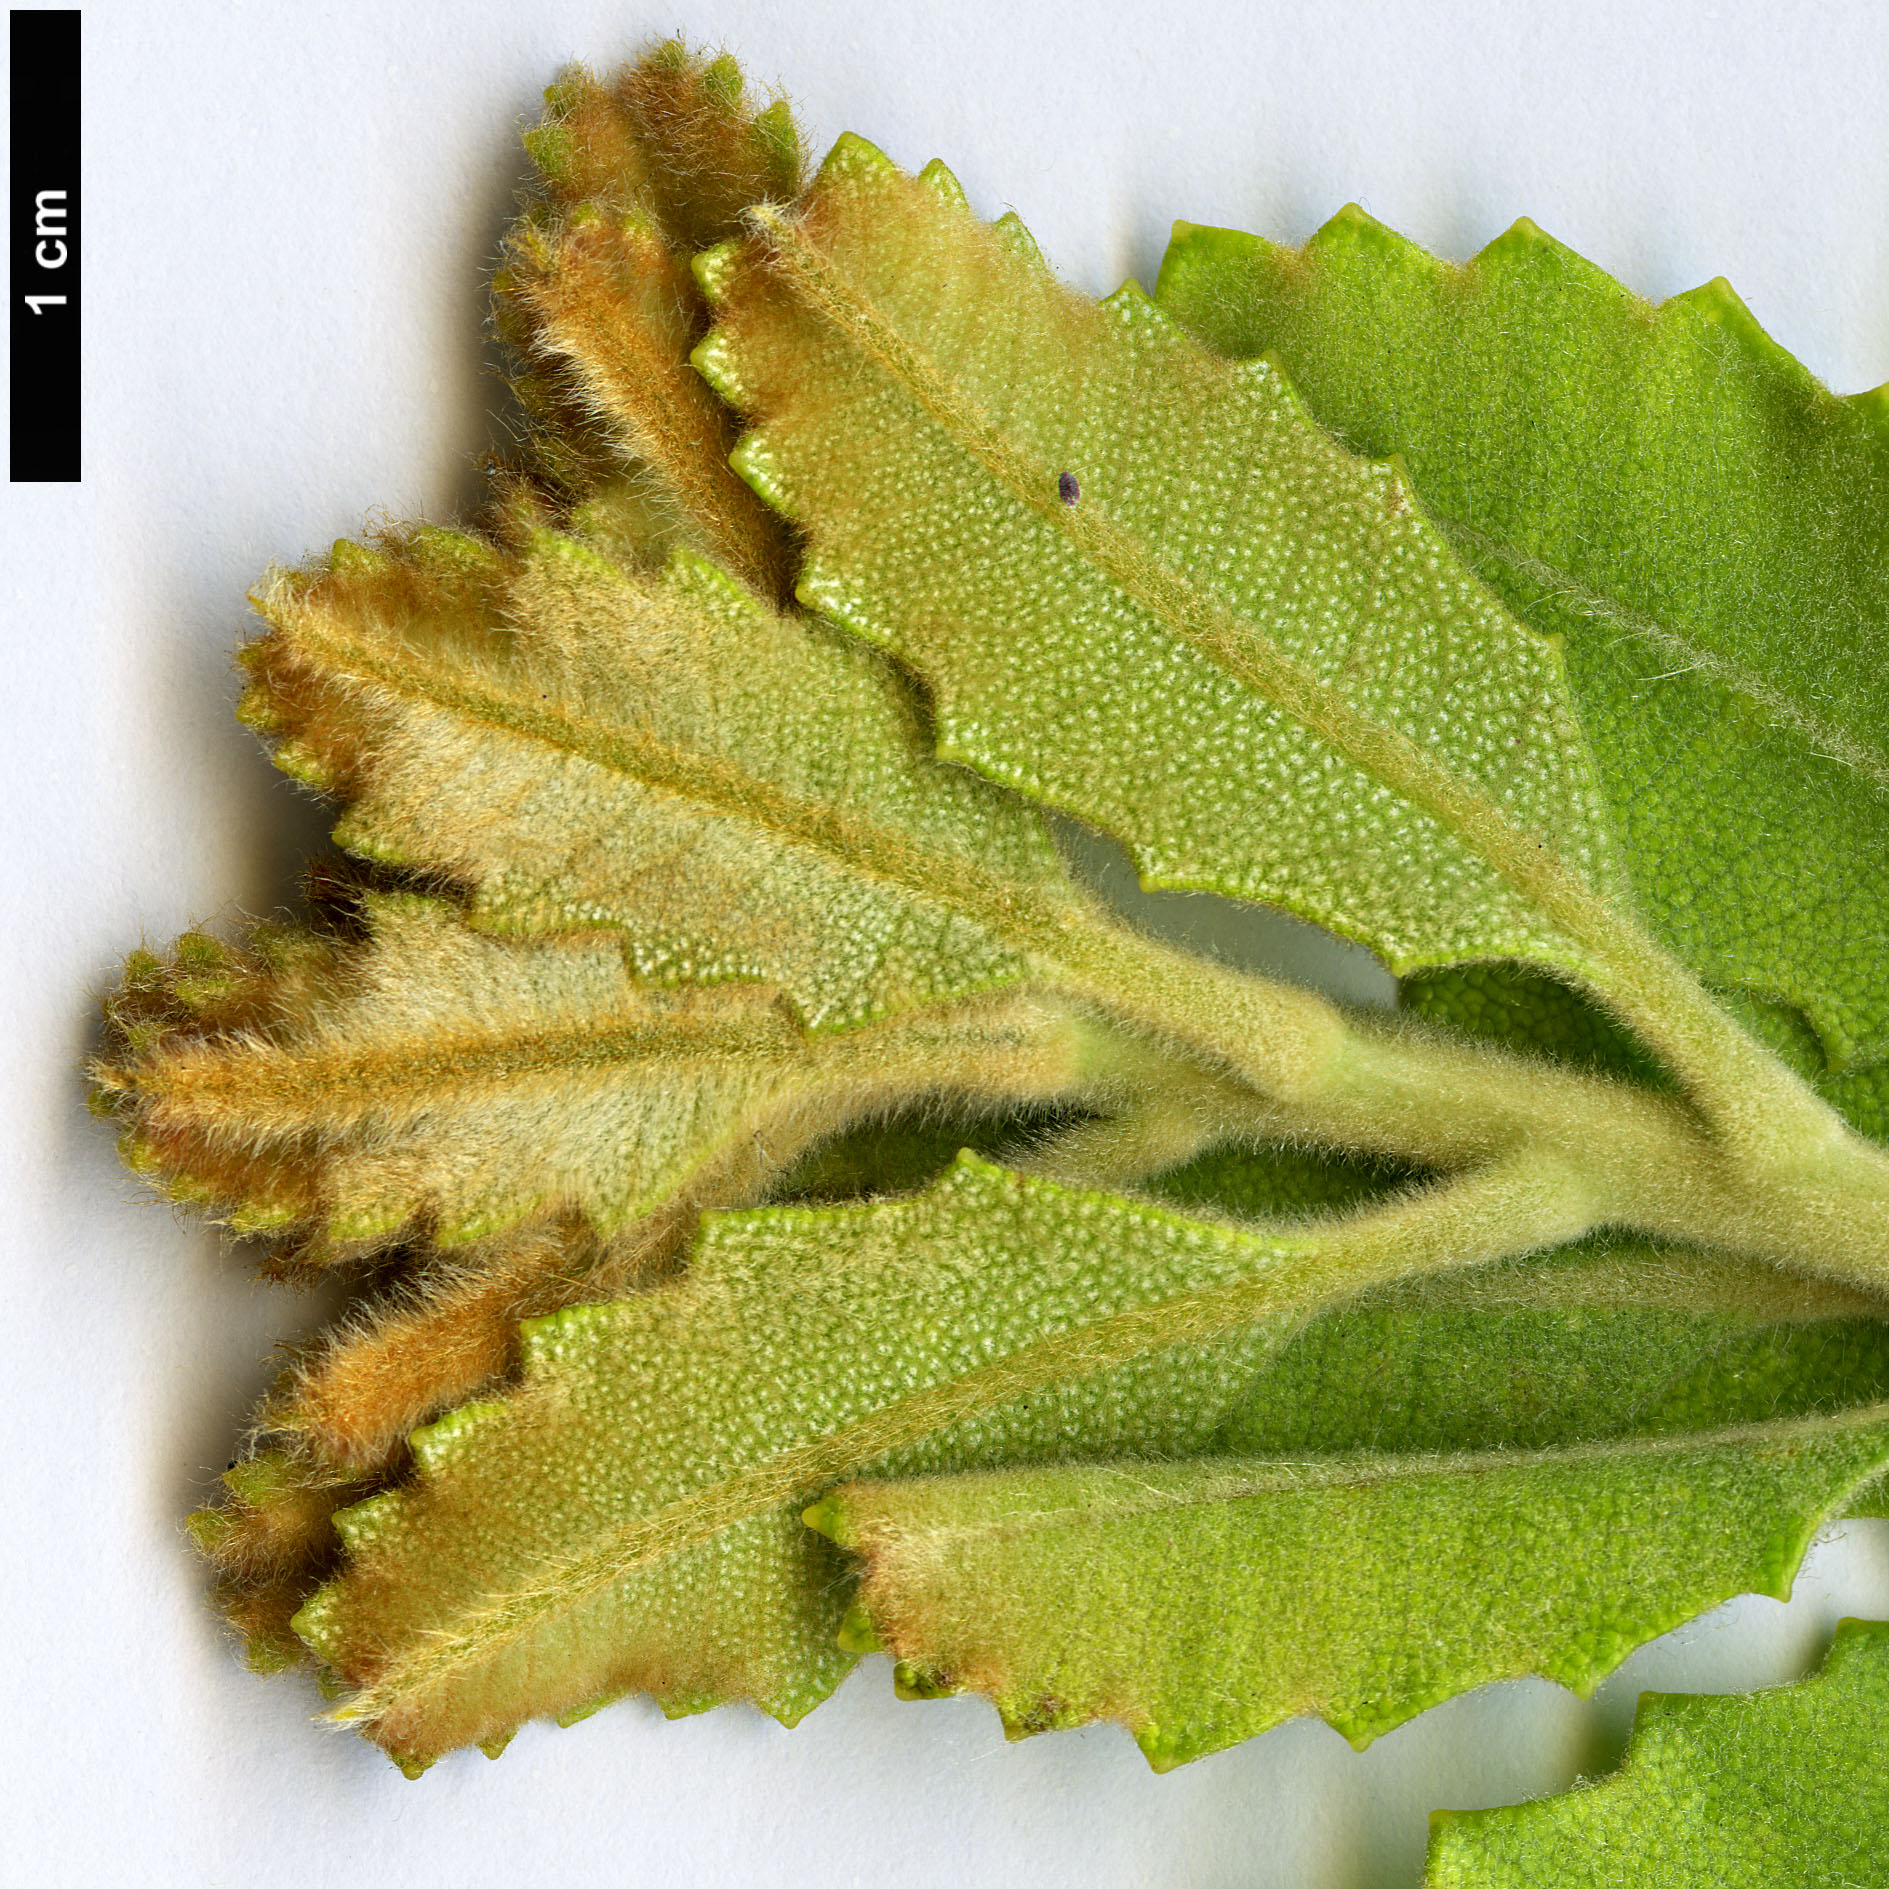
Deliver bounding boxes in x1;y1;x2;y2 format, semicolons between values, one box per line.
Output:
328;1489;405;1559
749;100;801;197
1850;379;1889;429
554;1687;628;1729
433;1199;545;1250
661;541;762;609
813;130;898;190
225;1200;304;1237
521;120;578;193
791;558;868;633
1304;198;1407;263
516;1297;624;1377
725;427;792;510
233;684;286;736
320;1201;417;1253
1665;272;1838;410
1472;213;1568;273
271;738;341;793
834;1600;883;1654
991;210;1046;268
892;1661;959;1702
326;537;391;579
689;324;750;404
690;237;746;309
917;157;969;211
407;1399;513;1478
406;524;508;579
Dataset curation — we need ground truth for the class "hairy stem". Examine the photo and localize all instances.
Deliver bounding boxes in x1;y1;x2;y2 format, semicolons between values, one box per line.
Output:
261;600;1889;1289
745;198;1874;1184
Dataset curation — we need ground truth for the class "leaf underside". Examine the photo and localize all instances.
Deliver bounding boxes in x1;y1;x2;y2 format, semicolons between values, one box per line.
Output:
1155;209;1889;1070
97;40;1889;1849
296;1158;1306;1767
697;137;1627;986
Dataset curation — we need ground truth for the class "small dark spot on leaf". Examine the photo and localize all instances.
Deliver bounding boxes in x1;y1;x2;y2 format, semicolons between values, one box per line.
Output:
1057;471;1080;505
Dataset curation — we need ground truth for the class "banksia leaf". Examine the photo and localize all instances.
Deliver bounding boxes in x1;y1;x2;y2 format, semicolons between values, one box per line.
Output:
813;1406;1889;1767
698;138;1889;1177
96;891;1093;1262
1424;1619;1889;1886
698;140;1627;992
243;533;1094;1032
497;41;801;593
98;40;1889;1869
808;1232;1889;1765
295;1152;1598;1767
1156;210;1889;1072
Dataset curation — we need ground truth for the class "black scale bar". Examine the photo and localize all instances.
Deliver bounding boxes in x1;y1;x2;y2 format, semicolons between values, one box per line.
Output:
10;9;79;482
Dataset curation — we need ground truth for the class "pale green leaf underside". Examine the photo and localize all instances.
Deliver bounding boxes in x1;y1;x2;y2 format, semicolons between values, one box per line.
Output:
1155;210;1889;1067
254;535;1081;1030
295;1158;1308;1765
1424;1619;1889;1887
698;136;1624;983
127;894;1087;1250
814;1406;1889;1768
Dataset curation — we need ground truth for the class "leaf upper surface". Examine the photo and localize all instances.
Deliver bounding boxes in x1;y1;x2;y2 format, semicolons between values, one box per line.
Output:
1156;210;1889;1066
698;138;1627;983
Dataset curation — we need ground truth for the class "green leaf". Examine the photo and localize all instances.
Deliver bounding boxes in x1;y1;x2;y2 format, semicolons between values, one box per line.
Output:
811;1405;1889;1768
1424;1619;1889;1887
1145;1137;1421;1222
1214;1235;1889;1455
292;1151;1590;1767
1155;209;1889;1070
698;140;1628;993
1401;963;1670;1089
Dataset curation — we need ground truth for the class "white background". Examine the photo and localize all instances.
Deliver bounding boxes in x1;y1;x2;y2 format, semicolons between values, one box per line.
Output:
6;3;1888;1883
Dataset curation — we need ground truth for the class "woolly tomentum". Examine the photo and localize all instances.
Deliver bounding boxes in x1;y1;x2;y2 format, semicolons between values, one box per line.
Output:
97;36;1889;1875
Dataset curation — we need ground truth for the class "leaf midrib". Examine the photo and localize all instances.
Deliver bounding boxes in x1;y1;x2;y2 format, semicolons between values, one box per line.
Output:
753;204;1637;973
293;613;1088;969
149;1008;802;1114
1441;514;1889;797
843;1403;1889;1546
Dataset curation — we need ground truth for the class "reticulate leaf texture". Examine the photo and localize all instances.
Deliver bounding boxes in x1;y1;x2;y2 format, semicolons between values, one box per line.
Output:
296;1157;1327;1766
1156;209;1889;1069
696;137;1630;984
244;534;1085;1032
